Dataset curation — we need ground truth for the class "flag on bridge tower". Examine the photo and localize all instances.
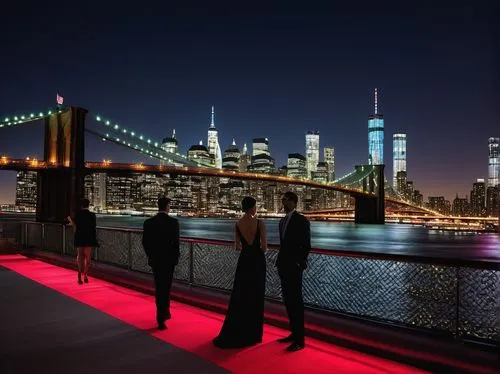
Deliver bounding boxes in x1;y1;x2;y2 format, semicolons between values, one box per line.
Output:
56;93;64;105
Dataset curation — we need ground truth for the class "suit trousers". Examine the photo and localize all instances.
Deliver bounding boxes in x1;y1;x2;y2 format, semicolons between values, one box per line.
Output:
152;265;175;322
278;264;304;344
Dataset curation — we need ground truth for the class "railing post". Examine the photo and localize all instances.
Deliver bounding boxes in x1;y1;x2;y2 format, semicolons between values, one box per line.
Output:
128;231;132;270
189;242;194;285
41;223;45;251
62;224;66;255
455;266;460;339
24;222;28;250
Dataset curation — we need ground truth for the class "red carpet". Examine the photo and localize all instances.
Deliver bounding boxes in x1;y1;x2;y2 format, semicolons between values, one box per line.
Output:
0;254;427;373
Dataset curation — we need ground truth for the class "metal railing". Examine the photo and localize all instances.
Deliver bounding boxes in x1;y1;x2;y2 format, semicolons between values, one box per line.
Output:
3;220;498;344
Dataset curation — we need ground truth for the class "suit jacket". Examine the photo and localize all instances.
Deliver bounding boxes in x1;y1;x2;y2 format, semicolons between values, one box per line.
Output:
277;211;311;269
142;213;180;269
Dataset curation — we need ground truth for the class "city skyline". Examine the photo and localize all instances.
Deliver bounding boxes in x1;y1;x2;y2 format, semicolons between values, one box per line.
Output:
0;2;498;203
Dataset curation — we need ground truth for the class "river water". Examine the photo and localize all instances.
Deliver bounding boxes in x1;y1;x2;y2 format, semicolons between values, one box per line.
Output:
95;215;500;262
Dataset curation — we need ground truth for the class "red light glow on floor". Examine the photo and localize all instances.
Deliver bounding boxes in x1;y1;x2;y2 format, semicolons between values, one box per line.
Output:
0;255;428;373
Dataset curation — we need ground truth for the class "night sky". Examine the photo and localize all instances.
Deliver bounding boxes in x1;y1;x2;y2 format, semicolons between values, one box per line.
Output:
0;1;498;203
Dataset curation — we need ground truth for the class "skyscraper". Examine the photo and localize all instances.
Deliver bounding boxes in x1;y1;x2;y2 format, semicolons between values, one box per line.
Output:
368;88;384;165
470;179;486;216
287;153;307;179
306;130;320;179
207;106;222;169
222;139;240;170
488;137;499;187
248;138;274;173
15;171;37;211
161;129;178;154
239;143;250;172
323;147;335;182
393;133;407;191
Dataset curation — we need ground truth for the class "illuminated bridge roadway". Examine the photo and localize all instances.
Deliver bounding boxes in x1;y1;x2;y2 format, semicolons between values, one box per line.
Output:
0;158;374;198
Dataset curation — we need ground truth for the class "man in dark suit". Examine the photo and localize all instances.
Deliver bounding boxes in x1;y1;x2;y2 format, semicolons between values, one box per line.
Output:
276;191;311;352
142;197;180;330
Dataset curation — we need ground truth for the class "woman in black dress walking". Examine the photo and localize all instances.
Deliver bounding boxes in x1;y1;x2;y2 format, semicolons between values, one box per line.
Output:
213;196;267;349
68;198;98;285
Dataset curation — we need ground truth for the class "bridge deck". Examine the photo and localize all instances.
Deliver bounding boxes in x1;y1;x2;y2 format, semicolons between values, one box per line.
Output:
0;254;437;374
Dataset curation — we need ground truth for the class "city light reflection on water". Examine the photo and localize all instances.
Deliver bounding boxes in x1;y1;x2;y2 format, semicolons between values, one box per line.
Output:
96;215;500;261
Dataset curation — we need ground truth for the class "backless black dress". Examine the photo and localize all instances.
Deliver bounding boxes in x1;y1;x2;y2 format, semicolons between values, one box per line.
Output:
213;221;266;348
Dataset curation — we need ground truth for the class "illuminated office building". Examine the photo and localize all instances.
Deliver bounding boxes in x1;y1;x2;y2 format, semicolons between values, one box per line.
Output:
222;139;240;170
161;129;178;154
470;179;486;216
207;106;222;169
84;172;107;212
312;162;329;183
488;137;499;187
393;133;407;191
239;143;251;172
306;130;320;179
15;171;37;210
323;147;335;182
187;141;215;167
368;88;384;165
248;138;274;173
287;153;307;179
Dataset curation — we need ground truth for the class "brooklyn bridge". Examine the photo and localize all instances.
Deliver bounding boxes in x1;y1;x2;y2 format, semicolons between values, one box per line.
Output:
0;105;445;224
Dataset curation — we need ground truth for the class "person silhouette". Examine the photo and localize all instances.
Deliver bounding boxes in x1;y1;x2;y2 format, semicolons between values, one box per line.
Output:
67;198;97;285
276;191;311;352
213;196;268;348
142;197;180;330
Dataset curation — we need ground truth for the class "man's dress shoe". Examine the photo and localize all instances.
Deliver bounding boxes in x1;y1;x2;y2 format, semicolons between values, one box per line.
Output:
277;334;294;343
286;342;304;352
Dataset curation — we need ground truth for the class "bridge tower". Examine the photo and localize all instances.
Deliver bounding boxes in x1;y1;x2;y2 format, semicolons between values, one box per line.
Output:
36;107;88;223
354;164;385;224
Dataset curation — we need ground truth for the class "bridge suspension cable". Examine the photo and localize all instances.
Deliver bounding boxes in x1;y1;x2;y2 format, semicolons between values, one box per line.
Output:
88;113;205;167
0;108;65;128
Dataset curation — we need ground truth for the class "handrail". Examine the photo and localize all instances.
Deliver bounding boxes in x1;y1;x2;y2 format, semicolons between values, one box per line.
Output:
11;221;496;270
10;219;499;343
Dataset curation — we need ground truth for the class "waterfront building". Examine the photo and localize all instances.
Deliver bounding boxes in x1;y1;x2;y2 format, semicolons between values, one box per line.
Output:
486;186;499;217
105;172;140;210
470;179;486;216
452;195;470;216
15;171;37;211
83;172;106;212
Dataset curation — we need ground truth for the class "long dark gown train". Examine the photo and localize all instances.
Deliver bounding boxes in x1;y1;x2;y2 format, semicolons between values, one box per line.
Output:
213;222;266;348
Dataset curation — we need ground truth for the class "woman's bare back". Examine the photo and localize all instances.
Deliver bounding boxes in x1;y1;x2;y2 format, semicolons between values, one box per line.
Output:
235;216;267;251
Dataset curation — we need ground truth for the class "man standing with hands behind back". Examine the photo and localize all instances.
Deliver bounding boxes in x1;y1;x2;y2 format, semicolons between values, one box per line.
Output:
142;196;180;330
276;191;311;352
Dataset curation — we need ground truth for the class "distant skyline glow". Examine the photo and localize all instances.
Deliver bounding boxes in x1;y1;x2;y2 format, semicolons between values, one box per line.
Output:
0;2;498;203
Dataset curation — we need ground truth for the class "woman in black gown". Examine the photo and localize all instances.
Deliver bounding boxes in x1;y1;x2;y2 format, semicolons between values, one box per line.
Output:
213;196;268;348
